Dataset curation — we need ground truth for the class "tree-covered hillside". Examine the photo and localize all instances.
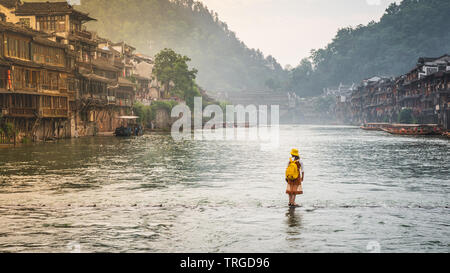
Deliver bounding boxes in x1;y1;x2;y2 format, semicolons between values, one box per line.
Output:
288;0;450;96
70;0;287;93
28;0;450;97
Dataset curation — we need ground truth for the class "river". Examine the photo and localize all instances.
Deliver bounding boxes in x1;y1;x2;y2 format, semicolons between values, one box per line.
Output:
0;125;449;252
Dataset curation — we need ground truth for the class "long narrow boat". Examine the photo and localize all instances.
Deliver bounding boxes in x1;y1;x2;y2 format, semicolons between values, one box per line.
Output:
382;124;442;135
360;123;390;131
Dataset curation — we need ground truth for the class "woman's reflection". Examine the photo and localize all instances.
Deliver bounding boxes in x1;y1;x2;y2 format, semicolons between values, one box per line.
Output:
285;207;302;230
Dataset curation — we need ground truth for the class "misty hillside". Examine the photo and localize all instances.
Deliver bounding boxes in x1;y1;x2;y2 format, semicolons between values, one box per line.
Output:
289;0;450;96
27;0;450;97
63;0;286;93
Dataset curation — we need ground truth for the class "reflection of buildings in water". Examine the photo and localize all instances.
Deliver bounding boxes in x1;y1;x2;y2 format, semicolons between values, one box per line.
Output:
285;207;302;235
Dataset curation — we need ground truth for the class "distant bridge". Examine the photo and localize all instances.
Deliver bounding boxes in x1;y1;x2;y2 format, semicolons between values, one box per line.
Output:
210;91;300;123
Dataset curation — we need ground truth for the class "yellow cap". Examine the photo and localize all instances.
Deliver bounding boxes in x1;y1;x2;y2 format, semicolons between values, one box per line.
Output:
291;148;299;157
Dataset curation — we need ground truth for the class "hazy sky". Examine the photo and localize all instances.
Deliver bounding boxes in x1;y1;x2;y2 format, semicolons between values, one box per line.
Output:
200;0;399;67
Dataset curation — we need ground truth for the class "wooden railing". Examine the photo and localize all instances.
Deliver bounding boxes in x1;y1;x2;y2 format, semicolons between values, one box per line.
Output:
10;108;36;117
71;29;92;39
0;131;15;146
41;108;68;117
0;131;8;144
68;91;77;101
107;96;116;104
116;99;132;107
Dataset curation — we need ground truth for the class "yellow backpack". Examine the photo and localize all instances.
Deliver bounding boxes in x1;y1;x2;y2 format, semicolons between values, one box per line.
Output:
286;158;301;181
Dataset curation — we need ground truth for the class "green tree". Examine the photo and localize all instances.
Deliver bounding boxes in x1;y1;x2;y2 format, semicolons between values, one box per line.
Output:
153;48;198;100
290;0;450;96
264;78;281;91
289;58;314;96
56;0;289;92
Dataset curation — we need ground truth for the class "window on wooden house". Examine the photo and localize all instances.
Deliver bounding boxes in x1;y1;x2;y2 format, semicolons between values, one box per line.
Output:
13;67;23;89
34;45;65;66
6;36;30;60
44;47;50;63
55;48;64;66
0;67;8;89
19;18;30;28
33;45;41;63
41;71;59;91
69;101;75;111
59;74;67;91
25;70;38;89
11;94;31;108
70;20;81;32
24;69;30;88
50;72;58;90
67;77;76;92
0;94;5;108
80;79;89;94
13;67;38;90
57;16;66;32
52;97;58;109
10;94;17;108
37;16;59;32
23;95;32;108
42;96;52;108
56;97;67;109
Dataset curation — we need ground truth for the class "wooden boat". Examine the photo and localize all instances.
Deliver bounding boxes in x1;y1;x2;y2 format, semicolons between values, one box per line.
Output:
360;123;390;131
114;126;132;137
114;116;143;137
382;124;442;136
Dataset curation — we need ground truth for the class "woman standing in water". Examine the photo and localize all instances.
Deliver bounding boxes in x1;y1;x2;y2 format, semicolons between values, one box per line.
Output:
285;149;304;207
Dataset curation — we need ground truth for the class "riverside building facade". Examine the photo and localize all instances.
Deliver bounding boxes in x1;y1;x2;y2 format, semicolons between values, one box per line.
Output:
0;0;159;142
337;55;450;130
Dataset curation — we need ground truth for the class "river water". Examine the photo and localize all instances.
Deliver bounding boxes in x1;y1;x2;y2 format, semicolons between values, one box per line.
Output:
0;125;448;253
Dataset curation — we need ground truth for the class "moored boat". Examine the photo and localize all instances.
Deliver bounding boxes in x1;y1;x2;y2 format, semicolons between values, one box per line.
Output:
114;126;133;137
382;124;442;135
114;116;143;137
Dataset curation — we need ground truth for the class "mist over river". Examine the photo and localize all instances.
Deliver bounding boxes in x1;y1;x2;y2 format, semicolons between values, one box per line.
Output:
0;125;448;252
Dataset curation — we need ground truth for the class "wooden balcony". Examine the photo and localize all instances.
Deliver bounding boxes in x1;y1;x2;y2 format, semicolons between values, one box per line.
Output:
9;108;36;118
116;99;132;107
41;108;69;118
71;29;92;40
107;96;116;105
114;59;124;67
68;91;77;102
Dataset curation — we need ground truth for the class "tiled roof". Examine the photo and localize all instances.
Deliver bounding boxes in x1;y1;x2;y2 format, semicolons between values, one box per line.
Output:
92;59;120;72
0;57;11;66
0;21;68;51
4;56;69;72
0;0;19;9
33;36;67;49
15;1;95;21
79;72;116;84
16;1;72;13
118;77;135;87
0;20;44;36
